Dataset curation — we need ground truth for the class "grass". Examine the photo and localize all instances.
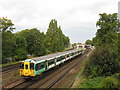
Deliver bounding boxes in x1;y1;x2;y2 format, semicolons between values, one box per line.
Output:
0;61;20;67
77;74;120;89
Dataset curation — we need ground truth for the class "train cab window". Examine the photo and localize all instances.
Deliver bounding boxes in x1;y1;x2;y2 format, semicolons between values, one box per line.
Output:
30;63;34;69
25;65;28;69
20;64;24;69
35;64;38;71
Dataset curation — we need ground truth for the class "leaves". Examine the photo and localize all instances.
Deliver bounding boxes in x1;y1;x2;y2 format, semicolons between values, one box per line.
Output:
83;13;120;78
0;17;15;32
2;18;70;63
45;19;70;53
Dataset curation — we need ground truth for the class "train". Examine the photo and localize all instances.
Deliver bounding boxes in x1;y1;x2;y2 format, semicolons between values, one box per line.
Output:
19;48;84;79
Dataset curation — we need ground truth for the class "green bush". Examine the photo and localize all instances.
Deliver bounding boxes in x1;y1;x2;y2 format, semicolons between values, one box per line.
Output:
99;76;119;88
78;76;104;88
83;45;120;78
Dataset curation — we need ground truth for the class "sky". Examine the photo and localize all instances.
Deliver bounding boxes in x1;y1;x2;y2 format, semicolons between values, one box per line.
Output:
0;0;119;43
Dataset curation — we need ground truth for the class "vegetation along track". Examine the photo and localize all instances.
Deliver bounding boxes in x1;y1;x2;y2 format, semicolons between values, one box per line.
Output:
5;49;90;89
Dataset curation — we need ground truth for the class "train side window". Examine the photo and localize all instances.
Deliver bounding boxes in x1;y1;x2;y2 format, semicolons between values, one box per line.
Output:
52;60;54;64
52;59;55;64
72;53;74;55
57;57;61;62
48;59;54;65
48;61;50;65
30;63;34;69
67;54;69;58
20;64;24;69
25;65;28;69
35;62;46;71
62;56;65;59
40;63;44;69
39;62;45;69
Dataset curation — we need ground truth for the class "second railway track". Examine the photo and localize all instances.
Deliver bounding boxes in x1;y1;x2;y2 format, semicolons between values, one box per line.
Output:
1;63;19;72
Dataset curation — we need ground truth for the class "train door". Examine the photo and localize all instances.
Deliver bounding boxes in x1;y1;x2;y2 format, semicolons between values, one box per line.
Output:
60;56;63;63
35;62;46;75
24;62;31;76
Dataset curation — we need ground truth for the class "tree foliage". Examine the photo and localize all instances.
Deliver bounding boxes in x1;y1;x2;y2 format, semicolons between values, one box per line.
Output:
0;17;16;63
93;13;119;47
83;13;120;78
1;18;70;63
85;39;93;45
0;17;15;32
14;35;27;60
45;19;70;53
17;28;46;56
83;45;120;78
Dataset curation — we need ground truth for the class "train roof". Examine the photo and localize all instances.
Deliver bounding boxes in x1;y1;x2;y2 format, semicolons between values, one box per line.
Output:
30;49;82;62
22;49;83;63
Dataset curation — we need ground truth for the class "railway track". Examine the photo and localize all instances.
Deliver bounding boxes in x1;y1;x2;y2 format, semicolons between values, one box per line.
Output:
4;49;90;89
6;55;81;89
0;68;18;76
1;63;19;72
35;50;90;89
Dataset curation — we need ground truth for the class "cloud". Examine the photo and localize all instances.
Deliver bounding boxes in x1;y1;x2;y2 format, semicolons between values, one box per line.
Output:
0;0;118;43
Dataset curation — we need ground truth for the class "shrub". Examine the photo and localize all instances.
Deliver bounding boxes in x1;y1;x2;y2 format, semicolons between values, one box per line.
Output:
78;76;104;88
99;76;119;88
83;45;120;78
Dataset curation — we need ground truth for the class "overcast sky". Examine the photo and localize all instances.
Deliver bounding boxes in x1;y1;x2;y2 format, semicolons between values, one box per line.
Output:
0;0;119;43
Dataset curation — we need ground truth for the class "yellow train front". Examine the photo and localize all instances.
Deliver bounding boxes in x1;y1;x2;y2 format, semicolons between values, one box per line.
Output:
19;59;47;80
19;60;35;79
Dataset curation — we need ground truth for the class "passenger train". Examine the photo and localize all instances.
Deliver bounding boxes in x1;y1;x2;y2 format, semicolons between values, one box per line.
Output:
19;48;84;79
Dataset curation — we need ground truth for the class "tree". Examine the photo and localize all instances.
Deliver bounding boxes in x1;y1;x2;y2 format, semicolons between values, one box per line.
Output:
0;17;15;32
85;39;93;45
83;13;120;78
0;17;16;63
45;19;70;53
17;28;46;56
93;13;120;47
14;35;27;60
32;32;46;56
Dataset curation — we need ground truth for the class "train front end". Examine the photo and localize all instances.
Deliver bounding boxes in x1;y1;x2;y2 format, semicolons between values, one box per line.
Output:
20;60;34;79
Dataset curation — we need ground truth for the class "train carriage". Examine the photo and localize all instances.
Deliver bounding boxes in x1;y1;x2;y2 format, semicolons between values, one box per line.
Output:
19;48;84;79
